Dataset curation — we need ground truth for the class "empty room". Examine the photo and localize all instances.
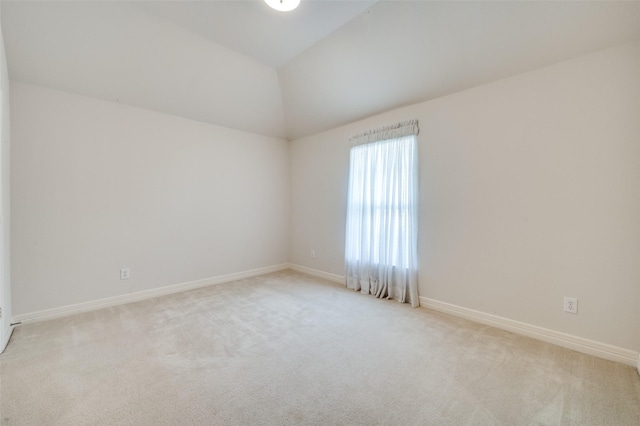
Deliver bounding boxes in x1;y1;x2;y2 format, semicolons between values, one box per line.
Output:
0;0;639;424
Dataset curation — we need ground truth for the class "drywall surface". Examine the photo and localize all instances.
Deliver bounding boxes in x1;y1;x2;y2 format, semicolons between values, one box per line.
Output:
280;2;640;140
290;40;640;352
2;2;286;139
0;6;12;350
11;82;289;316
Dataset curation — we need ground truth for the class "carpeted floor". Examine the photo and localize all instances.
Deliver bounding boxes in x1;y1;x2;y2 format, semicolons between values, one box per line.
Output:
1;270;639;425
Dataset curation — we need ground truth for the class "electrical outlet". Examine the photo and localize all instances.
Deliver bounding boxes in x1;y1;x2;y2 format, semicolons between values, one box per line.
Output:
310;250;316;259
564;297;578;314
120;268;130;280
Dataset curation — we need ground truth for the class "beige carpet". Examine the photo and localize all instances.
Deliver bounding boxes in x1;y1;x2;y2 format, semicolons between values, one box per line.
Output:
1;270;638;425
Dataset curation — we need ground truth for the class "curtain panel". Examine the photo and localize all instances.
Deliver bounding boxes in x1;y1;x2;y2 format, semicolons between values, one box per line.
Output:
345;120;419;307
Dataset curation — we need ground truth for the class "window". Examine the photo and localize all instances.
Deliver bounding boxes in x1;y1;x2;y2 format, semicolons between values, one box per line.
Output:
344;121;419;306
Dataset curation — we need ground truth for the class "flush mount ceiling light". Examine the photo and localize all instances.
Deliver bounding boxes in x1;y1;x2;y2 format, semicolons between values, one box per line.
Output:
264;0;300;12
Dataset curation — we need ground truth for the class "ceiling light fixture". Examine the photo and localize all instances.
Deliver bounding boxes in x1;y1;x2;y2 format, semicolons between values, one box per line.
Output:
264;0;300;12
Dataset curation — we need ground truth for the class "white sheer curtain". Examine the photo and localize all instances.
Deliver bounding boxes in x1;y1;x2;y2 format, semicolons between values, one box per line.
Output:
345;120;419;307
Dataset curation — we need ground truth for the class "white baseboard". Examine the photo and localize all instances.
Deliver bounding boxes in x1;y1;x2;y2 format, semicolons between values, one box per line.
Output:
11;262;640;369
12;264;290;325
287;263;344;285
287;265;640;367
420;296;639;367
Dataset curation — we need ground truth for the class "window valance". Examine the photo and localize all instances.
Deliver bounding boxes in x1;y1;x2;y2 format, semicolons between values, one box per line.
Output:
349;119;419;146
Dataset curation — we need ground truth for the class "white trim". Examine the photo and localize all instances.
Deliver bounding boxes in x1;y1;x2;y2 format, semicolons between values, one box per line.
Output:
288;265;639;367
11;262;639;368
288;263;344;285
420;296;639;367
13;264;290;325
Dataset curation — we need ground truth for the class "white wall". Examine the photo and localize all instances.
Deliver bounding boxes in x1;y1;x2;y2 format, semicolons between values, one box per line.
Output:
2;2;287;138
290;40;640;353
11;82;289;316
0;4;13;351
279;2;640;140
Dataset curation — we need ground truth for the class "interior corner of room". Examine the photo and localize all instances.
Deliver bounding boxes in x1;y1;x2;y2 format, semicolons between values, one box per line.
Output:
1;0;639;375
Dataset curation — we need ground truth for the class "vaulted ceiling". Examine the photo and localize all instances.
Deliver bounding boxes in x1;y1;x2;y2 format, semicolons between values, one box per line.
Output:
3;1;640;140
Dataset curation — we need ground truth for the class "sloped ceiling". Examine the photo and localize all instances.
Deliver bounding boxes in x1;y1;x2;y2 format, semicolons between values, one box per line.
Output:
2;1;640;140
136;0;377;68
1;1;288;138
280;1;640;139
